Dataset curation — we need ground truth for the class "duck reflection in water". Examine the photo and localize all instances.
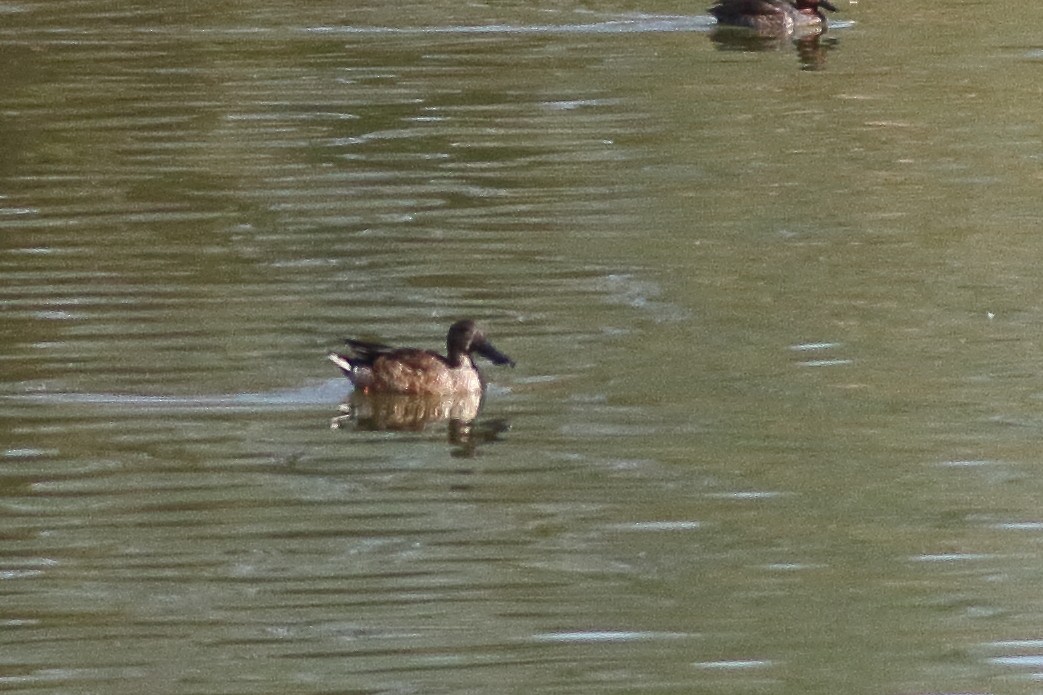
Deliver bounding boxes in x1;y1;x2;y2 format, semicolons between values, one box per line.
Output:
328;320;514;452
331;390;511;455
707;0;839;69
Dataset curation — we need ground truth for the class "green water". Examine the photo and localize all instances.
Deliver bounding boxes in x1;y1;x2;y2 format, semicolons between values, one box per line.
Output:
3;1;1043;693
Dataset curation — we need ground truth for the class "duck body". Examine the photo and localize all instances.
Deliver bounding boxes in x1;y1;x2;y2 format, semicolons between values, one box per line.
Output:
328;320;514;396
708;0;837;32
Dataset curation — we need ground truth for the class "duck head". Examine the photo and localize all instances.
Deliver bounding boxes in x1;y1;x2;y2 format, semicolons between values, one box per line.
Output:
447;320;515;368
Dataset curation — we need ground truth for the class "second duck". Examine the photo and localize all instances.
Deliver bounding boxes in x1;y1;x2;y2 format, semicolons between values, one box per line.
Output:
708;0;838;33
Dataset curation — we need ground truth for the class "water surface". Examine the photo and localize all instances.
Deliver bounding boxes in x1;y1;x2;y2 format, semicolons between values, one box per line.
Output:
4;1;1043;693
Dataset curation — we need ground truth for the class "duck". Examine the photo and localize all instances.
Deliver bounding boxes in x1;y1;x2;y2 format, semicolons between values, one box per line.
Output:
328;319;515;396
708;0;837;33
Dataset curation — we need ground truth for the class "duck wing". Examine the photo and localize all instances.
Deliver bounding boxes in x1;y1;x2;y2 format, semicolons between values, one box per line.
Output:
343;337;395;363
709;0;786;20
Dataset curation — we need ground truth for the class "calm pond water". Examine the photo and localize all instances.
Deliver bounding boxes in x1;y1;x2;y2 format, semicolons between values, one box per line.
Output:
4;1;1043;693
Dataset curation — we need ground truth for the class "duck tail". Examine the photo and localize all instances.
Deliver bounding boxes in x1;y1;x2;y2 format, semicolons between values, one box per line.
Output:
327;351;355;376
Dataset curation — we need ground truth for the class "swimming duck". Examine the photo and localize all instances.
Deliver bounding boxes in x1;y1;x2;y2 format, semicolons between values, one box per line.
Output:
328;320;515;396
709;0;837;33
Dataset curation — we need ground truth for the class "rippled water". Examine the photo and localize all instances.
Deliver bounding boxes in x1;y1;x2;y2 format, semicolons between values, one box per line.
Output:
4;1;1043;693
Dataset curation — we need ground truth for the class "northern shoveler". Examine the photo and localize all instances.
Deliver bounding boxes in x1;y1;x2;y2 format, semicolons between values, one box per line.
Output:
708;0;837;33
328;319;515;396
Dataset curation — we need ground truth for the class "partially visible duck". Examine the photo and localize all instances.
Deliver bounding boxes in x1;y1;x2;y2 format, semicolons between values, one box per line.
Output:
709;0;837;33
328;319;514;396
